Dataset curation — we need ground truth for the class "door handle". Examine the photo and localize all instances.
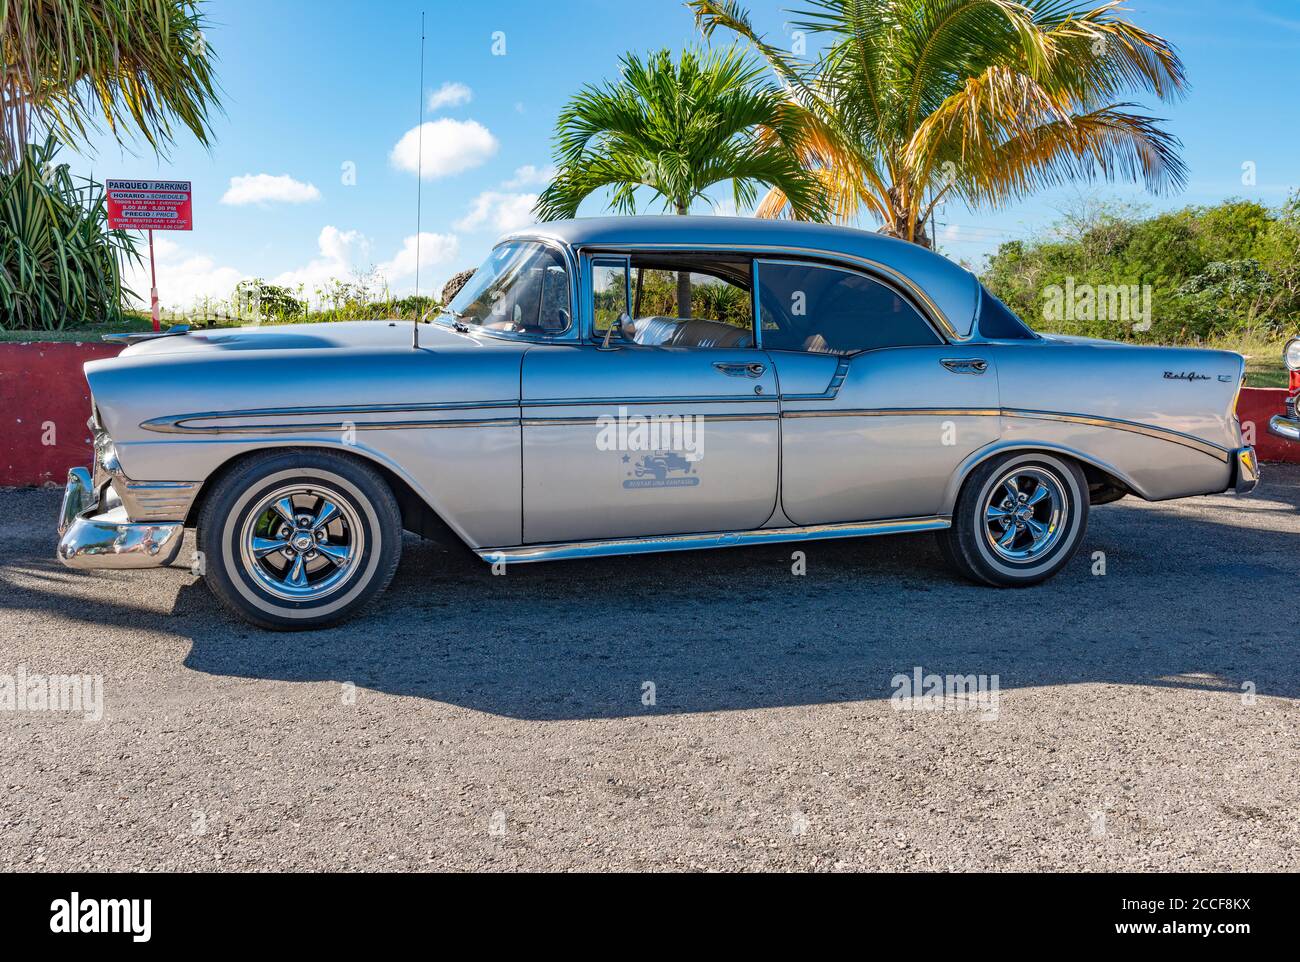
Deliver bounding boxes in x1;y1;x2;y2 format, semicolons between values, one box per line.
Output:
714;361;766;378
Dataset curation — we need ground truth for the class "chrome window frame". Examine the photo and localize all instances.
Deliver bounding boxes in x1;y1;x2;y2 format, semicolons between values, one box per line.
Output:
575;241;958;343
575;245;761;347
435;237;580;343
753;256;945;355
585;253;632;340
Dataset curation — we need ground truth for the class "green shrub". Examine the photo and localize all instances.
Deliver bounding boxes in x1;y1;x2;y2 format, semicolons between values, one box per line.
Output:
982;196;1300;343
0;137;140;331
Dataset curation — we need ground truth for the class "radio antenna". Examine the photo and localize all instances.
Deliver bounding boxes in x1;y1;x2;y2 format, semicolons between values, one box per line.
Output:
413;11;426;349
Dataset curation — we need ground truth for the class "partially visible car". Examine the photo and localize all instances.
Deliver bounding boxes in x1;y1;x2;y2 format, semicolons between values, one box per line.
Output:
1267;336;1300;442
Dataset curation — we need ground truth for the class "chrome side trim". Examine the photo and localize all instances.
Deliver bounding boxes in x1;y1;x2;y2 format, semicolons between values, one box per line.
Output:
781;357;852;401
522;413;777;427
524;394;769;407
784;407;1002;419
117;481;204;521
779;405;1231;463
477;515;951;564
1006;409;1230;463
142;399;1231;462
140;400;520;435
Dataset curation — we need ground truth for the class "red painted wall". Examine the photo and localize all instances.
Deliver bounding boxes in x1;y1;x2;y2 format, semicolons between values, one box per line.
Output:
1;341;122;487
1;341;1298;488
1236;386;1294;464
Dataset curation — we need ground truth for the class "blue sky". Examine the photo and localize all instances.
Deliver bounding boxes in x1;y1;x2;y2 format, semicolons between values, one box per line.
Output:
64;0;1300;311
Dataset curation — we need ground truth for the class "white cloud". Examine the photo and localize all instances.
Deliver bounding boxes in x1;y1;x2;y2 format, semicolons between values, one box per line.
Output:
220;173;321;206
390;119;498;179
455;191;539;234
272;226;460;301
428;81;472;111
502;164;554;189
271;225;372;296
125;226;462;313
378;232;460;282
122;237;244;312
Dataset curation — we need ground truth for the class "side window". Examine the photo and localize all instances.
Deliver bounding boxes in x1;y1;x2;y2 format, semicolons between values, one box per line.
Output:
618;258;754;348
978;286;1037;340
756;261;940;354
591;260;631;334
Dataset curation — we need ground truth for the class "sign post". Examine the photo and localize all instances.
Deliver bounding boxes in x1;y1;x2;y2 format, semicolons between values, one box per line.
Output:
105;179;193;331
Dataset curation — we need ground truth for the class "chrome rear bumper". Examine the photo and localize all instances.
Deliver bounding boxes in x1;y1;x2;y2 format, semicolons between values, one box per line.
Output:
1231;446;1259;495
56;467;185;570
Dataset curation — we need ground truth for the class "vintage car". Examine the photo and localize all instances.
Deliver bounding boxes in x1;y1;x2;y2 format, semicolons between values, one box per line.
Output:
57;216;1258;629
1267;336;1300;442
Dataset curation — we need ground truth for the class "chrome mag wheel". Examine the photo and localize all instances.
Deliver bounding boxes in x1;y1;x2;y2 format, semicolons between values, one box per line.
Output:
238;484;365;601
982;467;1068;563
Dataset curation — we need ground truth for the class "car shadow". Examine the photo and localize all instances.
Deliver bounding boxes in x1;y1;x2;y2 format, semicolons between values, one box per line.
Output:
6;474;1298;720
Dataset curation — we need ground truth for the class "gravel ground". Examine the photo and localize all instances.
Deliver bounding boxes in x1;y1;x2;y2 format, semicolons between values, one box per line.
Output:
2;468;1298;872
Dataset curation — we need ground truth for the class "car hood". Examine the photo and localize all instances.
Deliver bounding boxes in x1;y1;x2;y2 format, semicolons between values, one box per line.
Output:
119;320;472;357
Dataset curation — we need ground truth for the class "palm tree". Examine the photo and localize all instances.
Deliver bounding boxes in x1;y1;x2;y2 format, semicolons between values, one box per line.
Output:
0;0;221;171
536;46;828;313
690;0;1188;247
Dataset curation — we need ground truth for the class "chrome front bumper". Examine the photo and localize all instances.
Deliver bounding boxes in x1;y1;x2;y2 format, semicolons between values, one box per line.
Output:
1269;414;1300;442
56;467;186;570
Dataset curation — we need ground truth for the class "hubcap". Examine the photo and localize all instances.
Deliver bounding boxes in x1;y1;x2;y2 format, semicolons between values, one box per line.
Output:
982;467;1067;563
239;484;364;601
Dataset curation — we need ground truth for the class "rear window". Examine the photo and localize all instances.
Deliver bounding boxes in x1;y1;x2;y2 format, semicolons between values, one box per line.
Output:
978;288;1037;340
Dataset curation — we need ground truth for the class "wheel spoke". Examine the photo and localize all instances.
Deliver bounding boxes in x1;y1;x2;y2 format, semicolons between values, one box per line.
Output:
1024;519;1048;543
1026;483;1051;506
986;505;1010;521
286;553;307;588
251;537;287;558
1002;478;1020;503
313;499;339;529
997;525;1019;549
315;541;350;566
269;497;297;528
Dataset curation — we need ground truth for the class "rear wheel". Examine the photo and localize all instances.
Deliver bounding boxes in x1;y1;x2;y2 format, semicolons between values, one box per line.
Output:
939;452;1088;587
197;450;402;630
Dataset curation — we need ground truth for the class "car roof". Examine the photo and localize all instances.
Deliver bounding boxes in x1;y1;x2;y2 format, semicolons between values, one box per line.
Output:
505;215;982;339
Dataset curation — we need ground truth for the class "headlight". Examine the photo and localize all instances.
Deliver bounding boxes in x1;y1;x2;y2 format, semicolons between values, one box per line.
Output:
1284;337;1300;371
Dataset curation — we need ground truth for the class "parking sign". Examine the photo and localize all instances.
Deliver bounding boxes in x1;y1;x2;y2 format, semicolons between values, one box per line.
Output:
105;179;192;231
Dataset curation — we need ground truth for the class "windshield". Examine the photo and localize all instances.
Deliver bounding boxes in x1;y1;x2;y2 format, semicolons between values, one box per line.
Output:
444;241;571;335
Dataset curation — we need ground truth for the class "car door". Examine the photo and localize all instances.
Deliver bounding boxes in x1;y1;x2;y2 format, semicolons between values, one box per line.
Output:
755;259;1000;525
519;255;779;544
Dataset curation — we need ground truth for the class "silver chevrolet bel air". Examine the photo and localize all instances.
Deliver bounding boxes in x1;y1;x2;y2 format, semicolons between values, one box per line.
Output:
57;216;1259;629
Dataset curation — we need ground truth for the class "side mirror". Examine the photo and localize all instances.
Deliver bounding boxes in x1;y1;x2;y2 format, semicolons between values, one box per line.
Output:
599;313;631;351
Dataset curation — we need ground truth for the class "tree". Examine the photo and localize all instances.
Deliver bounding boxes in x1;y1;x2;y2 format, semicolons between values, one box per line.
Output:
691;0;1188;247
0;0;221;171
535;46;828;315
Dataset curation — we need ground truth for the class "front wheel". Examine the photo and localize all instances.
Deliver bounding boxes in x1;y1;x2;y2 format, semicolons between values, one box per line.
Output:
938;452;1089;587
197;450;402;630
